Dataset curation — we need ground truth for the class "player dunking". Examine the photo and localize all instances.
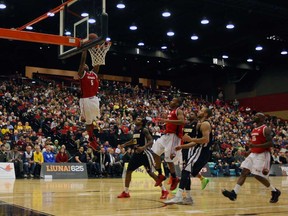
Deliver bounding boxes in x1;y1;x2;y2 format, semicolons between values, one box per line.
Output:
152;97;185;191
222;112;281;203
165;108;213;205
117;117;169;199
78;50;100;150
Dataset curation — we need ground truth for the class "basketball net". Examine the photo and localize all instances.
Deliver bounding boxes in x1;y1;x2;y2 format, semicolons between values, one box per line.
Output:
88;42;111;66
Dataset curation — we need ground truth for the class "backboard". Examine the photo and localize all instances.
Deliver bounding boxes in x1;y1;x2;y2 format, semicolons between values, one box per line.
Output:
58;0;108;59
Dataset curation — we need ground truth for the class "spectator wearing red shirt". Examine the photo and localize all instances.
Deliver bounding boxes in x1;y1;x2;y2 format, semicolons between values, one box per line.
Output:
56;147;69;163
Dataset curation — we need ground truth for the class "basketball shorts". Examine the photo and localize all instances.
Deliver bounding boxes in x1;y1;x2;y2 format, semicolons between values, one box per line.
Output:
240;151;271;178
127;150;155;173
184;146;211;177
151;133;182;163
80;96;100;125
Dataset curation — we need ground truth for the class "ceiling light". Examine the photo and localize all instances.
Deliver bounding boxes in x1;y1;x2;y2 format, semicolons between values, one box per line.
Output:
106;37;111;41
47;12;55;17
226;23;235;29
247;58;253;62
129;25;137;30
161;46;167;50
147;61;150;63
167;31;174;36
65;31;71;36
138;42;144;46
255;45;263;51
201;18;209;24
26;26;33;30
281;50;287;55
162;11;171;17
222;55;229;59
191;34;198;40
116;1;125;9
81;12;89;17
88;18;96;24
0;2;6;9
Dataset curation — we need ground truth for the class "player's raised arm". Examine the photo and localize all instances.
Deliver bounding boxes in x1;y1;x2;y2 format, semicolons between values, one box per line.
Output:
78;50;87;77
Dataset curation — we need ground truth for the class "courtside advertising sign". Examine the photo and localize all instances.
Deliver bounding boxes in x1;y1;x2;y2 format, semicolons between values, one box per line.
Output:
0;163;15;179
40;163;88;179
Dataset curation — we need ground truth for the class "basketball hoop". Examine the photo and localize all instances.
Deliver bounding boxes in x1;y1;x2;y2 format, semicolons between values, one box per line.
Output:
88;41;111;66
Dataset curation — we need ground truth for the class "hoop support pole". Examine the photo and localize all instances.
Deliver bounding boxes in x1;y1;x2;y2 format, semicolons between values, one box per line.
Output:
0;28;81;47
17;0;78;31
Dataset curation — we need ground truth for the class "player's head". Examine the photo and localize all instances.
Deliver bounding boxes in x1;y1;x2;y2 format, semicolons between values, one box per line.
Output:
187;111;197;121
135;117;147;127
254;112;265;124
169;97;183;109
84;64;89;71
197;107;212;119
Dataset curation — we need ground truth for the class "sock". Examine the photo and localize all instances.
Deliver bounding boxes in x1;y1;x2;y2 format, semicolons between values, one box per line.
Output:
157;168;162;175
175;188;183;198
186;190;192;198
270;185;276;192
171;172;176;178
124;187;129;193
161;185;167;191
88;129;93;140
233;184;241;194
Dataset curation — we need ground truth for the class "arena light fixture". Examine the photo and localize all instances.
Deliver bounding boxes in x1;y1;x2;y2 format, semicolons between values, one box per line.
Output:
247;58;253;62
26;26;33;30
88;18;96;24
162;10;171;17
255;45;263;51
138;42;144;46
117;1;126;9
222;55;229;59
106;37;111;41
0;1;6;9
129;25;137;30
161;45;167;50
167;31;175;36
201;18;209;24
47;12;55;17
65;31;72;36
281;50;287;55
81;12;89;17
191;34;199;40
226;23;235;29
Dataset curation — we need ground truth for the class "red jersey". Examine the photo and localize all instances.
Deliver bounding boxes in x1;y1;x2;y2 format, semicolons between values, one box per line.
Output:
79;71;99;98
250;125;270;153
165;108;184;138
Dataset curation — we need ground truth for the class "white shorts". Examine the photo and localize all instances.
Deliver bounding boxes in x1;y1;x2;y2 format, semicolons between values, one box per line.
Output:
151;133;182;163
80;96;100;125
240;151;270;178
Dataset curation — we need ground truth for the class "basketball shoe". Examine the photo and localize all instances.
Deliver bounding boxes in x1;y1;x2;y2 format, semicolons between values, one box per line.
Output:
164;196;183;205
182;197;193;205
155;174;166;187
201;178;210;190
222;189;237;201
170;177;180;191
160;190;169;199
270;188;281;203
117;191;130;198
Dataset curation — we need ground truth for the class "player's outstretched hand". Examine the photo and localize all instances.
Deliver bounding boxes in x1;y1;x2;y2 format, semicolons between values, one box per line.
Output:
175;146;182;151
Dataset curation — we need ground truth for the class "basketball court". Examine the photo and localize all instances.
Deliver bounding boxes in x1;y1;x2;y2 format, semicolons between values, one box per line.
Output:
0;177;287;216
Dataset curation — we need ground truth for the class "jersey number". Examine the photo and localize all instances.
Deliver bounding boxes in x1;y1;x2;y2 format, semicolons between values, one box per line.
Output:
91;80;94;86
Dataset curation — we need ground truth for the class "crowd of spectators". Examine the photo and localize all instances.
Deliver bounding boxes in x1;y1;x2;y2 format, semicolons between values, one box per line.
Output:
0;75;287;178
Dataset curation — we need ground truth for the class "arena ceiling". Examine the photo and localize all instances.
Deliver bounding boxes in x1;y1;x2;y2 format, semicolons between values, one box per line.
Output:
0;0;288;74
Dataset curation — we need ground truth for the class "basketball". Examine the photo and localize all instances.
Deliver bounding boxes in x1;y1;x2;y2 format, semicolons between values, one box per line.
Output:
89;33;98;40
262;168;269;175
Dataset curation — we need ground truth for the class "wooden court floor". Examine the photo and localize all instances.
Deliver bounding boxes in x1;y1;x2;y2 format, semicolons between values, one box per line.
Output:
0;176;287;216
